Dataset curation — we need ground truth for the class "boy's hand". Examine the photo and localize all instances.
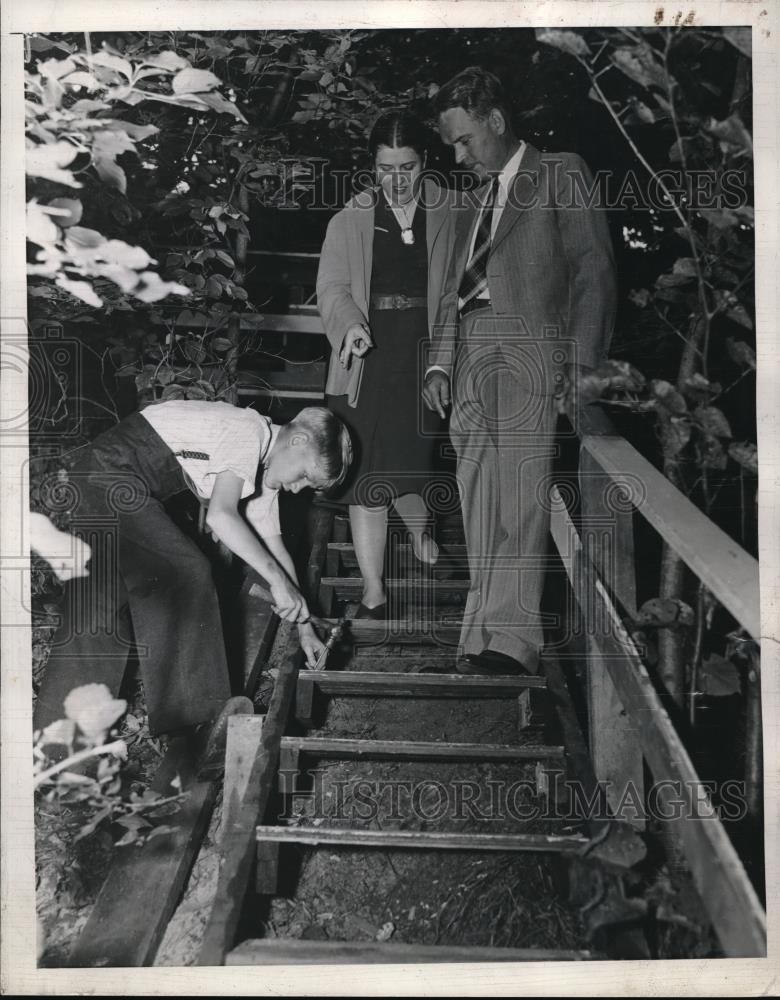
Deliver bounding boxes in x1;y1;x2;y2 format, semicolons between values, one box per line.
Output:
297;622;327;670
269;577;310;623
339;323;373;368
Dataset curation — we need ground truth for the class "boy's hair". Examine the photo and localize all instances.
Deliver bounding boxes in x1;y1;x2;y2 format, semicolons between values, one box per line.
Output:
289;406;353;492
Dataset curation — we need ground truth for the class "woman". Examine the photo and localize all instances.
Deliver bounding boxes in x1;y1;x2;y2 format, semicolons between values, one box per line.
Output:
317;110;455;619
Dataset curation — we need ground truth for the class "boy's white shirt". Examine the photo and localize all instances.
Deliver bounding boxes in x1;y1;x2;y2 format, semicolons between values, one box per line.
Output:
139;400;282;538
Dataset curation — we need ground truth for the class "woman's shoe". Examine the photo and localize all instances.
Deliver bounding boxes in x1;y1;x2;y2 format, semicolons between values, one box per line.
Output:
354;601;388;620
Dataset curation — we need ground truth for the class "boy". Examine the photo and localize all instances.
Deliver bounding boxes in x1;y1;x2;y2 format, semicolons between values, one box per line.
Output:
33;400;352;747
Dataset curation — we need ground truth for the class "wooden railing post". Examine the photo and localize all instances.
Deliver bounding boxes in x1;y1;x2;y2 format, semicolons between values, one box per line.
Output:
575;403;645;829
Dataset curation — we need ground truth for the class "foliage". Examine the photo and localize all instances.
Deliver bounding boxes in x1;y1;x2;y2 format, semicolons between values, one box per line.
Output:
25;42;247;309
34;683;184;846
539;26;755;712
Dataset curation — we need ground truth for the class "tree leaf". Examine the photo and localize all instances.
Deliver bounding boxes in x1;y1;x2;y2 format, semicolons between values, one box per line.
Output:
55;276;102;308
172;67;222;95
94;154;127;194
63;683;127;742
48;197;82;228
141;51;191;72
651;379;688;415
725;338;756;369
635;597;695;628
535;28;590;58
66;225;104;249
197;90;248;122
86;52;133;80
145;824;176;841
694;405;732;439
26;140;82;187
610;45;667;91
161;384;186;401
38;56;77;79
672;257;698;278
27;199;60;246
722;27;752;60
699;654;741;696
728;441;758;475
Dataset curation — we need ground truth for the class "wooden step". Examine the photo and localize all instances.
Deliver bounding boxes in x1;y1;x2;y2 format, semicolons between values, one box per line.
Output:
297;670;545;697
280;735;564;762
344;620;463;646
226;939;592;964
321;576;468;603
326;541;468;577
256;825;589;854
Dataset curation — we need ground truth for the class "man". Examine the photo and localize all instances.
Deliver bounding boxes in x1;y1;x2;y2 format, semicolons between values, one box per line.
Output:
423;67;616;675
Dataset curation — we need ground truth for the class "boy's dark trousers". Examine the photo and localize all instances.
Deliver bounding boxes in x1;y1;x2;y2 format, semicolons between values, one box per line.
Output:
33;412;231;736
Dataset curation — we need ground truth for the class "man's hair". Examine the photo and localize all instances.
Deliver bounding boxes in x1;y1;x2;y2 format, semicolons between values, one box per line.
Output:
433;66;513;128
289;406;353;492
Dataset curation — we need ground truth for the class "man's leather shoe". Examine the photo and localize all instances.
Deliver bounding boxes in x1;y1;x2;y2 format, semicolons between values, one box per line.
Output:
455;650;532;676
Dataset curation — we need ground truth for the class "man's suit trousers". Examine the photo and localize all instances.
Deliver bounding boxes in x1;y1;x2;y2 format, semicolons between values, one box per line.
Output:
449;309;558;671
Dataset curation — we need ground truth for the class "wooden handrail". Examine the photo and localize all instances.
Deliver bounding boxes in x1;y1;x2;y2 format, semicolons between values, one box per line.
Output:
550;488;766;957
581;431;760;639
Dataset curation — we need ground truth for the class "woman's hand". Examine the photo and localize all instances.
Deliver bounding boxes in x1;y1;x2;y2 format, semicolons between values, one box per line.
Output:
298;622;327;670
339;323;374;368
269;576;310;623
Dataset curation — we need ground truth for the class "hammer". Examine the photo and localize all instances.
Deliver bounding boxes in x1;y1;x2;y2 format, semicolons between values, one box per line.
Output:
247;580;332;630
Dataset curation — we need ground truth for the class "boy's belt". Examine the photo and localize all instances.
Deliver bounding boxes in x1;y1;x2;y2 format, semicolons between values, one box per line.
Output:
370;293;427;310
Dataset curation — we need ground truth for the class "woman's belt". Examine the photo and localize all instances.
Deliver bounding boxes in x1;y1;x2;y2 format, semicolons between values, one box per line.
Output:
370;293;427;310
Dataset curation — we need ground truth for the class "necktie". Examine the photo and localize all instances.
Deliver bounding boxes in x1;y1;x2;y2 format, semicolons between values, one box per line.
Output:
458;177;499;309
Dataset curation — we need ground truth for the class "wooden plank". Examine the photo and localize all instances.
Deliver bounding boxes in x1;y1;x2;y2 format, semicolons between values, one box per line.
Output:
306;504;335;616
295;676;315;728
280;736;565;761
221;716;265;844
178;312;326;335
517;690;532;731
237;387;324;401
581;433;760;639
255;841;280;896
297;670;546;697
348;620;462;646
321;576;468;598
549;492;767;957
234;573;279;696
257;825;590;854
68;739;217;968
238;362;326;393
226;939;591;964
579;447;644;831
197;645;303;966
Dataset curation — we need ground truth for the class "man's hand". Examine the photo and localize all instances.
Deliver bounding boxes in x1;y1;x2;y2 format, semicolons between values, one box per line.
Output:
339;323;373;368
422;371;451;419
269;576;310;623
298;622;327;670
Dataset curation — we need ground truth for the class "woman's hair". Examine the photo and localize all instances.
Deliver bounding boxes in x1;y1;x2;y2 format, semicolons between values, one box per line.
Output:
289;407;353;492
433;66;513;127
368;110;429;161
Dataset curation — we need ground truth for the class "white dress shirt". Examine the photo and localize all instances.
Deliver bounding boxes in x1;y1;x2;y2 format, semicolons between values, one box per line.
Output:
460;141;527;308
140;399;282;538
